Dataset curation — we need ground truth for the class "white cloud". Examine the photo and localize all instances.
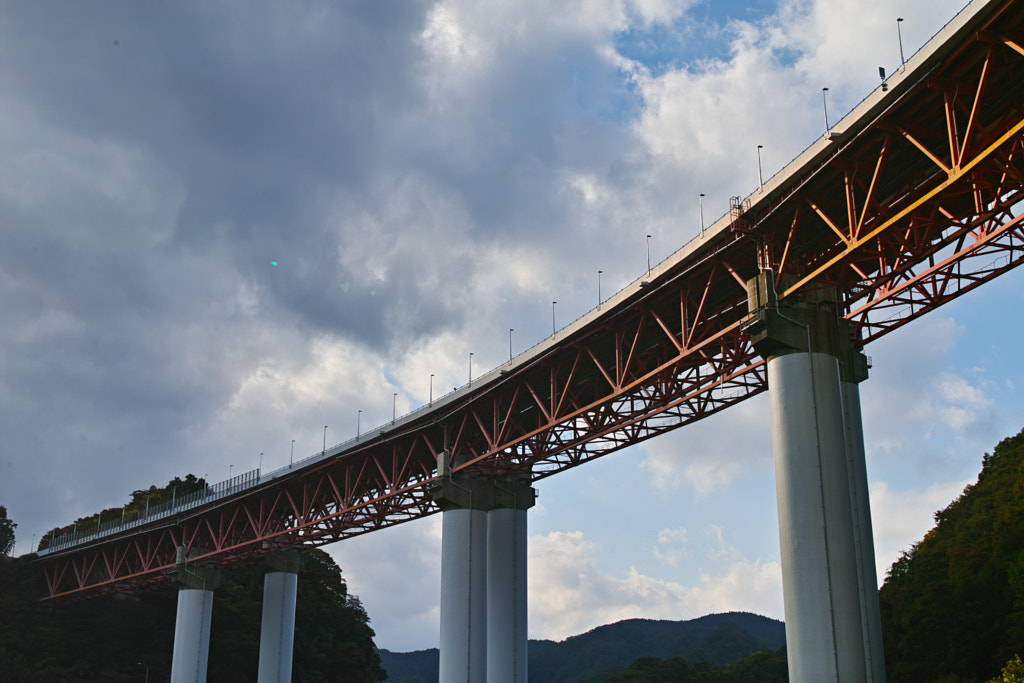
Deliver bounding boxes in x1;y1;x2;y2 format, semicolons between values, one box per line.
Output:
860;314;1005;486
652;526;690;567
869;478;971;583
528;529;782;641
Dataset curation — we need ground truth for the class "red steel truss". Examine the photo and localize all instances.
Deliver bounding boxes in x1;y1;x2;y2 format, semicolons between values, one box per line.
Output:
37;0;1024;599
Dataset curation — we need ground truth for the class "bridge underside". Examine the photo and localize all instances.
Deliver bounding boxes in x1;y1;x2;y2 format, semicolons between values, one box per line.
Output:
37;0;1024;600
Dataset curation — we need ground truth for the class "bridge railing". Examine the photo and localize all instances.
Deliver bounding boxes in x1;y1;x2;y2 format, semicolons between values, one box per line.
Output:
37;469;262;556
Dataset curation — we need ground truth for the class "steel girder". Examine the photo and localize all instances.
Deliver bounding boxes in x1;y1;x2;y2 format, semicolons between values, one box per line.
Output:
37;0;1024;599
746;0;1024;336
39;232;768;599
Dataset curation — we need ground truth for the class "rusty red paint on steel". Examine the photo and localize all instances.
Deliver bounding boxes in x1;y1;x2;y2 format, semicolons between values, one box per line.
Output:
36;0;1024;599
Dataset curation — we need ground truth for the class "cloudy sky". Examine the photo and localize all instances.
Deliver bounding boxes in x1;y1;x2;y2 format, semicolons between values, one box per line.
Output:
3;0;1022;654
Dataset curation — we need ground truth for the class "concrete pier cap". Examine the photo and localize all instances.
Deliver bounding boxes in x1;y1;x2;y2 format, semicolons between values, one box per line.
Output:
745;270;868;381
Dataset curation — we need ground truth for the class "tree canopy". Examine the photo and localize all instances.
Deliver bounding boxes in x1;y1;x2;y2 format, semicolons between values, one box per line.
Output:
0;505;15;556
37;474;207;551
879;426;1024;682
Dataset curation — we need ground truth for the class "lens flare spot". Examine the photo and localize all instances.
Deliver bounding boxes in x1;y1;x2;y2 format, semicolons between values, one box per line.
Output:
270;261;278;266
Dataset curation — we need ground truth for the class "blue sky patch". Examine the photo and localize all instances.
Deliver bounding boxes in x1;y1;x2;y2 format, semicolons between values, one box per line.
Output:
614;0;781;76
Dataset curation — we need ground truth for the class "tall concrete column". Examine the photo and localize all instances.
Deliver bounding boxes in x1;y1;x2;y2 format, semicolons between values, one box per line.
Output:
169;554;221;683
841;379;886;682
746;273;880;682
258;549;303;683
433;472;491;683
767;351;866;681
487;479;536;683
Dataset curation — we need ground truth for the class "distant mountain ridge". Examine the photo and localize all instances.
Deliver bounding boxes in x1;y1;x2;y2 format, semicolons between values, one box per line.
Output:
378;611;785;683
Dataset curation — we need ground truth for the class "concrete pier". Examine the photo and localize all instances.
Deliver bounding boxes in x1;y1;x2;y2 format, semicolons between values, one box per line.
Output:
169;555;221;683
258;550;303;683
487;480;535;683
439;505;488;683
767;351;866;680
747;272;883;682
431;461;536;683
841;380;886;682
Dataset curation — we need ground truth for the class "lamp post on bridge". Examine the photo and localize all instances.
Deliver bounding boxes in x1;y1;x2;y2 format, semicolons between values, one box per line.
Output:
469;353;474;385
357;409;362;437
393;393;398;423
430;375;434;404
323;425;328;454
552;301;557;335
138;662;149;683
290;439;295;468
897;17;905;65
757;145;764;191
509;330;514;362
699;194;705;234
598;270;603;308
646;235;651;274
823;87;831;134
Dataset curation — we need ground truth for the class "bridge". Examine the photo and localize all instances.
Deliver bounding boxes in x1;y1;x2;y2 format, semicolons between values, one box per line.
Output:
32;0;1024;680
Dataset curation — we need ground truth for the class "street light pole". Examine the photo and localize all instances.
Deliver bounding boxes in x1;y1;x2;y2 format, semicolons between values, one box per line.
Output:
138;662;149;683
468;353;474;385
699;194;705;234
508;330;514;362
646;234;652;274
393;393;398;423
290;439;295;468
552;301;557;334
757;145;764;190
357;410;362;437
897;17;905;65
429;375;434;404
323;425;328;454
598;270;603;308
822;87;830;134
259;452;263;475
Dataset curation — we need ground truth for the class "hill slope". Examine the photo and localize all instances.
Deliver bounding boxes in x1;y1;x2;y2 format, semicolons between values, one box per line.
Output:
379;612;785;683
879;426;1024;682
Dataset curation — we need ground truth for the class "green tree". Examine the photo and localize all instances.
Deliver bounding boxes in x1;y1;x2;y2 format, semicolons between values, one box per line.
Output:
880;427;1024;681
987;655;1024;683
0;506;15;556
37;474;208;550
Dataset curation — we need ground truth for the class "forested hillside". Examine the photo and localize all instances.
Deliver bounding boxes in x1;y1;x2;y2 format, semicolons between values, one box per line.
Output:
879;426;1024;682
379;612;786;683
0;479;384;683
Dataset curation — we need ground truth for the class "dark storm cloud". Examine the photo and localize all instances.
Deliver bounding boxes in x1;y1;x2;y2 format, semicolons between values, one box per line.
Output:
0;0;645;551
0;0;442;347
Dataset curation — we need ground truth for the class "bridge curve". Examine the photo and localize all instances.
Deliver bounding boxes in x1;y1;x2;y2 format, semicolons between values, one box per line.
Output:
36;0;1024;600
